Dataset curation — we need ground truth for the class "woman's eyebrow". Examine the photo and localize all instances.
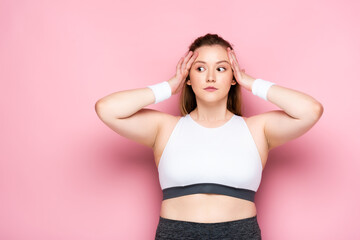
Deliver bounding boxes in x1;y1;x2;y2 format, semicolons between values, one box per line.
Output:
194;60;230;65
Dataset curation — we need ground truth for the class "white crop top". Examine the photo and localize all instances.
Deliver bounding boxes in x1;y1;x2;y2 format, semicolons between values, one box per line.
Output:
157;113;263;202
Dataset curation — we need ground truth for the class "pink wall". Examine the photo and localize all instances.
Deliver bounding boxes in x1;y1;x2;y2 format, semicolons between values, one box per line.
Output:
1;0;359;239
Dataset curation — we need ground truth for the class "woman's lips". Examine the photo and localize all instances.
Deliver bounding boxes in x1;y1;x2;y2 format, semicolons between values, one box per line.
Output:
204;87;217;91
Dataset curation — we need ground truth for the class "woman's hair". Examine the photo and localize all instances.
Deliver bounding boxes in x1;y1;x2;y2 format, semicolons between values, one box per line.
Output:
179;33;243;116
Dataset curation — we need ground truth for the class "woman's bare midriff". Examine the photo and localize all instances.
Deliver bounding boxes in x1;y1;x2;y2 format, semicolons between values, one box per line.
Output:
153;113;268;223
159;194;257;223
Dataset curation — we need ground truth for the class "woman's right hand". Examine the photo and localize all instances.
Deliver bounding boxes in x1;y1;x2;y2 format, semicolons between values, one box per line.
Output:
167;50;198;95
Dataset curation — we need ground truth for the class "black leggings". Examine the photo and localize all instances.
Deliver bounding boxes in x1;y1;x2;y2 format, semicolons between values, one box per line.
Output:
155;215;262;240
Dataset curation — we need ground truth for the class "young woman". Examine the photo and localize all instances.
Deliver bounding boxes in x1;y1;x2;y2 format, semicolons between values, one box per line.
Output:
95;33;323;239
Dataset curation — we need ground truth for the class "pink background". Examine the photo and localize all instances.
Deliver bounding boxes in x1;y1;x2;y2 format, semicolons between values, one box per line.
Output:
1;0;359;239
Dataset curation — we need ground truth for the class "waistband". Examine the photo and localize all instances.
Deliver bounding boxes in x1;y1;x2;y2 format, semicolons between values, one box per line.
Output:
159;215;258;226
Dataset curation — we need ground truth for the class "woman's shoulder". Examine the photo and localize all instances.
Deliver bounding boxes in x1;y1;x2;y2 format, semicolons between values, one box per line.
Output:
239;113;266;129
156;112;183;127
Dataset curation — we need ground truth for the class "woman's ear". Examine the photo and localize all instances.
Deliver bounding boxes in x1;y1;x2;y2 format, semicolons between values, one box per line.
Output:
186;79;191;85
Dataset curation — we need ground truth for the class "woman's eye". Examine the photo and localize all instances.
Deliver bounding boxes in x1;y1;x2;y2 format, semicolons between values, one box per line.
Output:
196;66;226;72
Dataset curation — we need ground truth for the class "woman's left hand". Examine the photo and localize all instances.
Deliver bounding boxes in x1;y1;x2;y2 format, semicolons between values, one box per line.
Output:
227;47;246;84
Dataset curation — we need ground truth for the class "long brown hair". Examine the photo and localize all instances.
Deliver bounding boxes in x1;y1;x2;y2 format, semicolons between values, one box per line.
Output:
179;33;243;116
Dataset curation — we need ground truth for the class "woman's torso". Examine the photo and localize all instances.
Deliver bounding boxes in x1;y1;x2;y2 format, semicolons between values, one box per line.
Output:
153;112;268;223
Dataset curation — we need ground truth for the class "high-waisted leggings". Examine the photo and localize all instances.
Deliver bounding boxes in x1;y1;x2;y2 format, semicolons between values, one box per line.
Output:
155;215;262;240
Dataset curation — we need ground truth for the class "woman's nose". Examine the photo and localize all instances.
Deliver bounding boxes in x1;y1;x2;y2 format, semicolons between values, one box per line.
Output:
207;71;216;82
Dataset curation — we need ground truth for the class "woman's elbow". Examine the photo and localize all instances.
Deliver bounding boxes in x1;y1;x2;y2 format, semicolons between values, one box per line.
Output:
95;100;110;120
309;102;324;121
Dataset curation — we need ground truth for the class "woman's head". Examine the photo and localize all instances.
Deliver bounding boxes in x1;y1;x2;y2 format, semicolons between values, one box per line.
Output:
179;33;243;116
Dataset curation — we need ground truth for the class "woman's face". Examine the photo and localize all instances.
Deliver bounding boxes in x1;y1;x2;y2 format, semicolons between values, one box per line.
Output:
187;45;236;103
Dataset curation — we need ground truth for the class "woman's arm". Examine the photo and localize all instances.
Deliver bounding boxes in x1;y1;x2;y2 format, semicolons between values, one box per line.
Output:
243;72;324;150
242;72;323;120
95;87;165;148
227;48;324;151
95;87;157;119
95;50;197;148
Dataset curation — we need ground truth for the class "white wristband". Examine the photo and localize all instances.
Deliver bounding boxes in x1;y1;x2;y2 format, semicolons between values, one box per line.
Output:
147;81;172;104
251;78;276;101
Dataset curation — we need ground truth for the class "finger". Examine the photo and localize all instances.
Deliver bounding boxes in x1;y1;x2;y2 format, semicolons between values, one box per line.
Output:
232;57;241;74
227;50;236;70
228;54;241;78
184;51;193;61
186;51;198;71
230;51;237;63
231;50;241;66
181;52;191;73
230;51;242;72
183;51;193;64
177;57;184;76
227;48;235;65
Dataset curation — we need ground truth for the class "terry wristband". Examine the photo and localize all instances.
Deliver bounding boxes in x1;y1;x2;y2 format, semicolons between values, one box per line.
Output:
147;81;172;104
251;78;276;101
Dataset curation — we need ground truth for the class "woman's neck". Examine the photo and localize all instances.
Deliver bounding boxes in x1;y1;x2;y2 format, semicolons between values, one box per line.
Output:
191;108;233;121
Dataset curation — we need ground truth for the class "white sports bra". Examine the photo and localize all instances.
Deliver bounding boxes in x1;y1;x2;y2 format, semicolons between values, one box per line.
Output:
157;113;263;202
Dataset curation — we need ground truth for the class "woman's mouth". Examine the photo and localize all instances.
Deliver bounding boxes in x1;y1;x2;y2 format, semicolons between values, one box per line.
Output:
204;87;218;91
